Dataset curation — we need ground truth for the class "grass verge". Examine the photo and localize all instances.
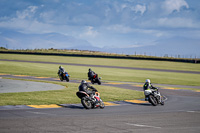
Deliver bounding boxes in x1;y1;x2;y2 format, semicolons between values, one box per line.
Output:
0;79;144;106
1;53;200;72
1;61;200;86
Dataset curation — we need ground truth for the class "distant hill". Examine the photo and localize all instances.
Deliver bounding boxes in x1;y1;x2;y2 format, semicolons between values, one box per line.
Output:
102;37;200;58
0;29;199;58
0;29;94;50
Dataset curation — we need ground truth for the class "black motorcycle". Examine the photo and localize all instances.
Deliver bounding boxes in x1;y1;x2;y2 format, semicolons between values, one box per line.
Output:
76;91;105;109
89;74;101;85
144;88;164;106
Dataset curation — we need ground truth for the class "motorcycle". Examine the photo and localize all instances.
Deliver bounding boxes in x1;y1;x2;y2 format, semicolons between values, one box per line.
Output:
76;91;105;109
144;88;164;106
89;74;101;85
59;72;70;82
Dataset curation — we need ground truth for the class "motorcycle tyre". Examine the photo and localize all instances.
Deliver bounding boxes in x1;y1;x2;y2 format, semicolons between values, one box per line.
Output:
97;79;101;85
100;101;105;109
66;76;69;82
59;75;63;81
91;79;94;84
149;95;158;106
160;96;164;105
81;97;92;109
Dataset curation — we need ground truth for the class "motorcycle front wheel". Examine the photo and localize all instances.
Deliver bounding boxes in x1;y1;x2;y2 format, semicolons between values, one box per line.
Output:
81;97;92;109
65;76;69;82
97;79;101;85
99;101;105;109
160;96;164;105
149;95;158;106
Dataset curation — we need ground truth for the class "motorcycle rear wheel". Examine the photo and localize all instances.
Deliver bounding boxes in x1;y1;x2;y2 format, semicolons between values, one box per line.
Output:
81;97;92;109
149;95;158;106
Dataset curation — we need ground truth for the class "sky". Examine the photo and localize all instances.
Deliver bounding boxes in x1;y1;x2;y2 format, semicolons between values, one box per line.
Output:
0;0;200;57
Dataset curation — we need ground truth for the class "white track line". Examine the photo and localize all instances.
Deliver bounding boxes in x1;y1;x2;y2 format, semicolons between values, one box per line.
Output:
126;123;161;129
187;111;200;113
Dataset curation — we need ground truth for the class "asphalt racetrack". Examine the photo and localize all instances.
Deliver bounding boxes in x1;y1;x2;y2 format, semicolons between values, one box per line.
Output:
0;78;64;93
0;61;200;132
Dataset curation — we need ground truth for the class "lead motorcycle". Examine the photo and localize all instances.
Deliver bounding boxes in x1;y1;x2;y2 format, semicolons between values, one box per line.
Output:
144;88;164;106
89;74;101;85
76;91;105;109
58;72;70;82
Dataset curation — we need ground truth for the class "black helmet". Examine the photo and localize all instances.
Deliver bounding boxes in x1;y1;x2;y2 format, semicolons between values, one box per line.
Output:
89;68;91;71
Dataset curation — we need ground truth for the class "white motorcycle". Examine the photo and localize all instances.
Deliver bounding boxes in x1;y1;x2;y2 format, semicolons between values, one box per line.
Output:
144;88;164;106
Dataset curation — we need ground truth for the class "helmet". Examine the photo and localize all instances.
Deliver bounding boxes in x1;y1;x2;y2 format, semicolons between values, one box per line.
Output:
59;66;62;69
146;79;150;83
89;68;91;71
81;80;87;84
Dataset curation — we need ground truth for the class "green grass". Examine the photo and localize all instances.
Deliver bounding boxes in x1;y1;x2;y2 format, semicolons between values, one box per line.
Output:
0;80;144;106
0;60;200;86
0;53;199;106
1;54;200;72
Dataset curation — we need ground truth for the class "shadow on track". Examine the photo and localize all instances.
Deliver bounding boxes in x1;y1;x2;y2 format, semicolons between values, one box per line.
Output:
59;104;84;109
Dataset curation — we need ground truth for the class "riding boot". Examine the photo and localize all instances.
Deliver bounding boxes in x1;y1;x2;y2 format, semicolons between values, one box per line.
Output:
95;101;100;107
145;95;148;101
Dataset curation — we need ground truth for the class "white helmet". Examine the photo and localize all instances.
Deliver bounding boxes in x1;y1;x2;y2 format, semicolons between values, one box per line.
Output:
146;79;150;83
81;80;87;84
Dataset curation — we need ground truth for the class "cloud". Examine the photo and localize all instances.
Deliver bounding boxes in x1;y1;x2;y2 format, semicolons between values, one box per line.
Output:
163;0;189;14
0;6;41;32
106;24;133;34
131;4;146;15
158;17;199;28
106;24;166;37
79;26;98;38
16;6;38;19
0;0;200;53
113;2;146;15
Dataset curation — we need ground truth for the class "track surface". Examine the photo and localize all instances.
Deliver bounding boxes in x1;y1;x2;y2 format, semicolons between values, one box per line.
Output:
0;76;200;133
0;78;64;93
0;60;200;133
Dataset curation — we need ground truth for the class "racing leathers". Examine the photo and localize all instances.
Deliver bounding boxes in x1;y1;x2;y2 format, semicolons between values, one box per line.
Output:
79;82;99;106
58;66;65;77
88;69;96;80
143;82;158;101
79;82;97;95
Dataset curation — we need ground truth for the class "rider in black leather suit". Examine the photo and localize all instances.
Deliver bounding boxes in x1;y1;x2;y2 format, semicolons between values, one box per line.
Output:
79;80;98;95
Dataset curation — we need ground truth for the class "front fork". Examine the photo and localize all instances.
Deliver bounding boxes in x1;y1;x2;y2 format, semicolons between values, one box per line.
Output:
154;92;162;103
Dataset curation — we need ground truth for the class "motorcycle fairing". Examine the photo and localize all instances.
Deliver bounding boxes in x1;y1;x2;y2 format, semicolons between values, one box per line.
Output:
76;91;89;99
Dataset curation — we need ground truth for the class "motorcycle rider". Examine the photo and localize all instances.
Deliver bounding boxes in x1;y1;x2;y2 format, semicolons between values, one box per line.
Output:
57;66;65;79
88;68;96;80
79;80;99;106
79;80;98;94
143;79;158;101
